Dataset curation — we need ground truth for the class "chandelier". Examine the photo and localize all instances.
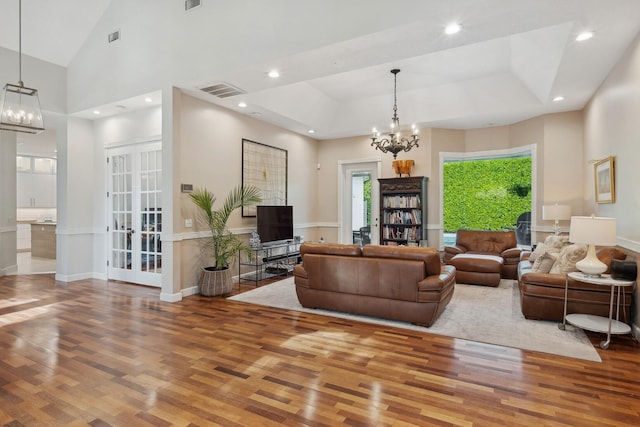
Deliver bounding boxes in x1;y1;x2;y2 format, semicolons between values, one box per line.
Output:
370;69;418;159
0;0;45;134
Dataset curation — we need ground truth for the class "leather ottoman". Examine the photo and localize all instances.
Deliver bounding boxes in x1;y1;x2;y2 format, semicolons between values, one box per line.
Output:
449;254;503;287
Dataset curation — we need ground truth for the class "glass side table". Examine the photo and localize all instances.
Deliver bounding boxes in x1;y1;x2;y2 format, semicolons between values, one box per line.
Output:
558;271;635;349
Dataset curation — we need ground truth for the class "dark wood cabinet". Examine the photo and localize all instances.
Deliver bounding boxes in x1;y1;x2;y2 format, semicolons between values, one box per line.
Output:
378;176;428;246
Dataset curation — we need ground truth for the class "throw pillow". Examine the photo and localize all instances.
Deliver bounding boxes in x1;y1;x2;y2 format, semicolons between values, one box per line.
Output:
549;244;588;274
531;251;557;273
528;242;546;263
544;235;569;249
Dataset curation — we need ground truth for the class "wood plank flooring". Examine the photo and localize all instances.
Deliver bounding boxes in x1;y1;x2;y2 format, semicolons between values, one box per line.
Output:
0;274;639;426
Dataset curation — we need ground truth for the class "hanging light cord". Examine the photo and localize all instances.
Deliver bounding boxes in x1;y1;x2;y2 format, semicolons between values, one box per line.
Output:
18;0;23;87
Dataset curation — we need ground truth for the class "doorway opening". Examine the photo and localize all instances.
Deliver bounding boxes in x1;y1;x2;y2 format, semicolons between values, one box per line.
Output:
338;159;381;245
107;141;162;287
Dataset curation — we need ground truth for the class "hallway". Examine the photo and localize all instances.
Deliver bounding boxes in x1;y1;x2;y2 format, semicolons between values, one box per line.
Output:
11;252;56;275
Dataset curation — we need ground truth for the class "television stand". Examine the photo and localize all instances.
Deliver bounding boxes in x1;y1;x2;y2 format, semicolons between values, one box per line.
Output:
238;241;301;286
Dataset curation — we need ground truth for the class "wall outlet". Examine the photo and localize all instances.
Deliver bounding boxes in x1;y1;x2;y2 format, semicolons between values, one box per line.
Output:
185;218;193;228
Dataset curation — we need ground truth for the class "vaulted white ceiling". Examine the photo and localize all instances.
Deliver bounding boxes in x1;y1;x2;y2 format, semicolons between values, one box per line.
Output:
2;0;640;140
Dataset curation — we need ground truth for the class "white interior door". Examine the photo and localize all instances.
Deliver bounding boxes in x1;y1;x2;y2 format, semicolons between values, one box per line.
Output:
339;160;381;245
107;142;162;287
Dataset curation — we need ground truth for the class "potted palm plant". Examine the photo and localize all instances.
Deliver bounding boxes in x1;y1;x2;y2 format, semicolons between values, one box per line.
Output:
189;185;262;296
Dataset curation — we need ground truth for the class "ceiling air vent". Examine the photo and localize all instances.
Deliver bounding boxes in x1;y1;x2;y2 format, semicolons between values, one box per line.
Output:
108;30;120;43
200;82;246;99
185;0;202;11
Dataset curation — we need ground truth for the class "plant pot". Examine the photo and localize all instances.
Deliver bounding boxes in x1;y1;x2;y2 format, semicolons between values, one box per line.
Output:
199;266;233;296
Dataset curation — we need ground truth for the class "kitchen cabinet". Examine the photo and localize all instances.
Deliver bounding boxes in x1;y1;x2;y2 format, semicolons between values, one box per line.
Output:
16;157;56;208
31;223;56;259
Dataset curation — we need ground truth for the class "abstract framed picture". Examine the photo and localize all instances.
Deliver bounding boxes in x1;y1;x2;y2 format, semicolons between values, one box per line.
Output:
594;156;615;204
241;139;288;217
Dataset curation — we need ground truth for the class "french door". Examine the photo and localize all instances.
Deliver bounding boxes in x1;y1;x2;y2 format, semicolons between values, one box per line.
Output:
339;160;381;245
107;142;162;287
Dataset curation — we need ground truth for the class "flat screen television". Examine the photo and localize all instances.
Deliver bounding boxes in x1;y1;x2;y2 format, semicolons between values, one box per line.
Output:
257;205;293;245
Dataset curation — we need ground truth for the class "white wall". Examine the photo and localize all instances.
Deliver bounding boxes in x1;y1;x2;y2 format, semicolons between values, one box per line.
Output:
0;47;66;114
176;93;319;291
317;113;585;248
0;130;17;275
0;47;66;276
583;32;640;336
89;106;163;280
56;115;94;281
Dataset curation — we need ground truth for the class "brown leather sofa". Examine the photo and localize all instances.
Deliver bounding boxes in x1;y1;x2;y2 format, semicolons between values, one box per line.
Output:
444;229;522;279
293;243;456;327
518;247;633;321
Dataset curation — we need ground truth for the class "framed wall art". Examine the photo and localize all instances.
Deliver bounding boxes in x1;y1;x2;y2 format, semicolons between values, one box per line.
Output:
594;156;615;204
242;139;288;217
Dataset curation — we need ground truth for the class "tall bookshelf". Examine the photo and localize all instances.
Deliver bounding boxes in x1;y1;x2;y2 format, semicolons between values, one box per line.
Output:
378;176;428;246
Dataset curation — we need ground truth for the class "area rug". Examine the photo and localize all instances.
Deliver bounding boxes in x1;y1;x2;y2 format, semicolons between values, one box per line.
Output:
228;277;601;362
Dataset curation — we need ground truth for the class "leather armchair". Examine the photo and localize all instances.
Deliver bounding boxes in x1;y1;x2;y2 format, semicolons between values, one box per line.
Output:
444;229;521;279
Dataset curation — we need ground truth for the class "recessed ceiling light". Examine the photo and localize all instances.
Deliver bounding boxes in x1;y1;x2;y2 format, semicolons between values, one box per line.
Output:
144;97;153;103
238;102;247;108
553;96;565;102
93;110;101;115
267;70;280;78
307;129;315;134
576;31;593;42
445;23;461;35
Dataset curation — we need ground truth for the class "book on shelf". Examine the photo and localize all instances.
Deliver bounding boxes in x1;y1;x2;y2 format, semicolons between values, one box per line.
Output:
383;195;421;208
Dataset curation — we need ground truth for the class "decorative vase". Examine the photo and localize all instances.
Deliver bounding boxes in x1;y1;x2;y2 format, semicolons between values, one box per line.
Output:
249;230;261;248
199;266;233;296
392;159;414;177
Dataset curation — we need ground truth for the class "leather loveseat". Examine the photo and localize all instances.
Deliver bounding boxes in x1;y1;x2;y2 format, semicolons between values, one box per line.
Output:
518;247;633;321
444;229;522;279
293;243;456;327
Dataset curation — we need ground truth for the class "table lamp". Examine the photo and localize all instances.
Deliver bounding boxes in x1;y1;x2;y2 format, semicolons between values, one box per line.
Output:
542;203;571;235
569;215;617;277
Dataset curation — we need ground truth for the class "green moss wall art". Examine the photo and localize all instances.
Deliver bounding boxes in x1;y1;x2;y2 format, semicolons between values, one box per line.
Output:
443;157;532;232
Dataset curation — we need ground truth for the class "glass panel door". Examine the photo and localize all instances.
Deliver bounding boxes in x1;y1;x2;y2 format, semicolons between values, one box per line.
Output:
107;142;162;287
139;150;162;279
110;153;132;273
340;161;380;245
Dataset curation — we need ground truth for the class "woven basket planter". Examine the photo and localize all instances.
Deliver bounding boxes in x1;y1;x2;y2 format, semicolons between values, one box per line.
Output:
199;267;233;296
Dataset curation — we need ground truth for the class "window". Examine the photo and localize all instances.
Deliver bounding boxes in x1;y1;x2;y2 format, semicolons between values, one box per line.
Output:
441;147;534;248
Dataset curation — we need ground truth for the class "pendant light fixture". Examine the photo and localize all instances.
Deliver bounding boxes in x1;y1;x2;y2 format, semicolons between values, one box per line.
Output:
0;0;45;134
370;69;419;159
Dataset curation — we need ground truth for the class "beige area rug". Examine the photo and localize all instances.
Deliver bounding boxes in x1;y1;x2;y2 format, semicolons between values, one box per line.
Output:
228;277;601;362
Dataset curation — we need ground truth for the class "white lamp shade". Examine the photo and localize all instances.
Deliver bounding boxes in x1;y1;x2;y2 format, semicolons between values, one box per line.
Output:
569;216;617;246
542;204;571;221
569;216;617;276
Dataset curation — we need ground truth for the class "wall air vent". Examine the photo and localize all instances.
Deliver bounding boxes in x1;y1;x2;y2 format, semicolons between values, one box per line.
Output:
108;30;120;43
200;82;246;99
185;0;202;11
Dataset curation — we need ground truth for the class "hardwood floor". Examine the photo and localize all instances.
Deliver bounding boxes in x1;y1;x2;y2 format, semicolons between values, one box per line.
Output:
0;274;639;426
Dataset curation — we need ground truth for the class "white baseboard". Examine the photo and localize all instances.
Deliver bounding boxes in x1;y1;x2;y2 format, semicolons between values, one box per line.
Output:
0;265;18;275
55;272;96;282
181;285;199;298
160;291;183;302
